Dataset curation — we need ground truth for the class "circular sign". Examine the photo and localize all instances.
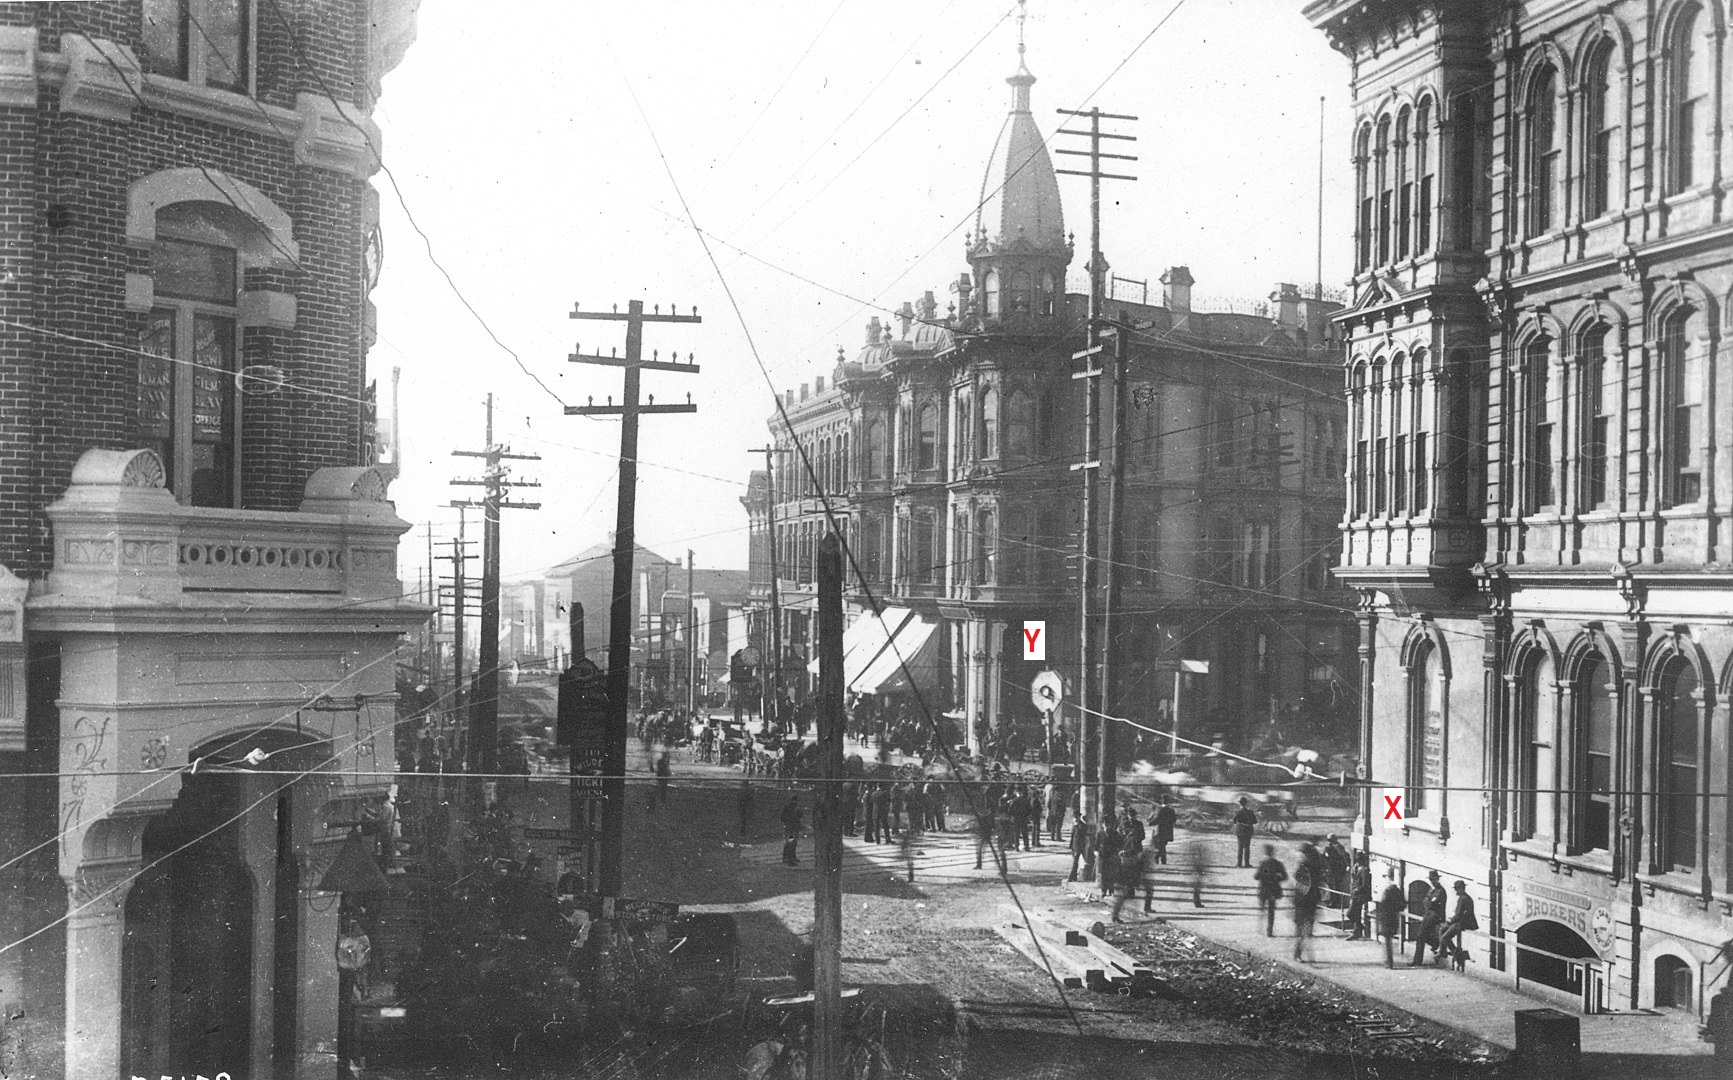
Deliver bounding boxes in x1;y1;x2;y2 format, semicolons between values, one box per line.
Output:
1590;905;1616;956
1030;669;1064;715
740;646;762;667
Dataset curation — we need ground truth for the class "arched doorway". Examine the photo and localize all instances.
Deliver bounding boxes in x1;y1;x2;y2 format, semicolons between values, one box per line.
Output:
1515;919;1598;999
123;770;254;1078
1654;955;1693;1012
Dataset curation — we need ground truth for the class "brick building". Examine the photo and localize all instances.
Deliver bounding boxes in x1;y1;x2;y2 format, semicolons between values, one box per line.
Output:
0;3;423;1078
1309;0;1731;1017
743;37;1355;763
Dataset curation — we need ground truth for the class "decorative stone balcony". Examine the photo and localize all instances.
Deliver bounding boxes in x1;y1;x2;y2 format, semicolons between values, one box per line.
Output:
33;449;413;616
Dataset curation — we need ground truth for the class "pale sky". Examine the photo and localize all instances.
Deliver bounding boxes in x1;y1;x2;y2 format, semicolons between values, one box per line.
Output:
369;0;1353;588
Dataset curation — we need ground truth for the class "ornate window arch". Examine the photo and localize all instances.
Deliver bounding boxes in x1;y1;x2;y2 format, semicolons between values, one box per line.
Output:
1662;2;1715;194
1355;123;1374;270
1518;330;1558;511
1644;633;1711;874
1005;390;1034;461
1653;289;1713;507
1395;106;1413;258
1579;35;1620;219
1561;628;1623;853
1574;320;1617;509
916;401;939;472
1375;116;1393;265
1506;626;1563;841
1400;621;1451;818
978;385;999;460
866;418;886;480
1523;59;1564;236
1415;95;1436;253
1350;360;1370;517
983;270;1001;317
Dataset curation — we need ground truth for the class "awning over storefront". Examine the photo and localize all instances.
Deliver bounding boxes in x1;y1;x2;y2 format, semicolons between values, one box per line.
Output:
851;611;938;694
805;607;938;694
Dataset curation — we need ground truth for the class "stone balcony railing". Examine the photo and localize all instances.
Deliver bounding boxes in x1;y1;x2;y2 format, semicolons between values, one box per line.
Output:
38;449;410;606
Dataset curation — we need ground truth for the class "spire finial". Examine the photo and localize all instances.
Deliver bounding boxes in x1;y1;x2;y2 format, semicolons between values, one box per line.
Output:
1008;0;1035;112
1017;0;1027;59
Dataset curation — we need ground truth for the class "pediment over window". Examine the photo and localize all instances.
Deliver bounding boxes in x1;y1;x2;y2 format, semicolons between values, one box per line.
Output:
1345;275;1413;315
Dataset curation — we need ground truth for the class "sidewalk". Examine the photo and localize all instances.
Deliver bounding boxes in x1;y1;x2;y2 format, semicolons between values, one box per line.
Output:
1025;832;1715;1077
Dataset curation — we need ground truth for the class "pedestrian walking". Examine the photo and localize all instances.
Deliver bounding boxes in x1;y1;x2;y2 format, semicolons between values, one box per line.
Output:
1187;839;1208;907
862;783;880;843
1010;786;1031;851
874;781;892;843
1028;785;1045;848
1067;812;1095;883
780;793;803;866
1152;796;1176;864
1111;833;1144;923
841;780;860;837
1231;797;1259;868
1044;779;1063;841
1291;843;1322;962
1436;879;1477;969
1407;870;1447;967
1322;834;1350;910
649;750;672;812
975;799;1003;871
1347;852;1372;939
1253;844;1288;936
1376;870;1405;968
890;782;907;836
900;803;923;882
924;779;947;831
1095;815;1122;894
904;784;925;845
737;778;754;841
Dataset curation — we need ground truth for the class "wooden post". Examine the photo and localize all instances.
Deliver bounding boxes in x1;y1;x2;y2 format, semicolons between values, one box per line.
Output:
813;532;846;1078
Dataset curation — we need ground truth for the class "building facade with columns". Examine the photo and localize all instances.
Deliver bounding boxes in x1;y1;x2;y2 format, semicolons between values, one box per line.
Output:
1309;0;1731;1017
0;2;424;1078
743;40;1354;762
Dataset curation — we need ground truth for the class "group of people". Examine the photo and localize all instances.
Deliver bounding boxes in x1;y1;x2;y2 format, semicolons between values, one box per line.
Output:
1251;839;1477;970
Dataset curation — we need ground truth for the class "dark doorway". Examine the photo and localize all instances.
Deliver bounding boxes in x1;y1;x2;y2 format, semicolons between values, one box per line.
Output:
1515;919;1597;998
1654;955;1693;1012
125;771;254;1078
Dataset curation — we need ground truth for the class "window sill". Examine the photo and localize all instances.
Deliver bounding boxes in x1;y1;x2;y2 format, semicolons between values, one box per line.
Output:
1637;869;1711;906
1502;839;1613;878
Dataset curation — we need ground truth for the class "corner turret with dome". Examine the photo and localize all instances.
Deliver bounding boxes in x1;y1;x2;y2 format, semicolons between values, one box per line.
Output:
966;1;1072;330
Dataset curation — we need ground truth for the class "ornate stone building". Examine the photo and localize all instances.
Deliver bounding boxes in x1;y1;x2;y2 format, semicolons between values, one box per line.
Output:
0;2;424;1077
1310;0;1731;1017
744;38;1353;760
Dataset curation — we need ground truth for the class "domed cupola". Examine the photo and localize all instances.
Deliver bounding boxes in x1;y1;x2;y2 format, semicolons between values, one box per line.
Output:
966;1;1072;330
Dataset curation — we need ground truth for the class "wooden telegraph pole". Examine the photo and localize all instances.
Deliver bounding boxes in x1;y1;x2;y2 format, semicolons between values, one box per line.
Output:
814;532;846;1079
752;445;790;732
452;392;541;777
567;300;699;895
1055;104;1136;843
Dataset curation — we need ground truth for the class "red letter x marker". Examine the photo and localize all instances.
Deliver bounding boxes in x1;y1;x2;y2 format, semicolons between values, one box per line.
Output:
1383;794;1402;820
1023;627;1041;651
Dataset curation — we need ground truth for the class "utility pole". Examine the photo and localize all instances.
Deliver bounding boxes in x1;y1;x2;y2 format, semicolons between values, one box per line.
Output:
1099;315;1132;824
813;532;846;1079
752;445;790;734
435;508;476;769
452;393;541;777
1056;104;1137;834
567;299;700;896
686;549;697;721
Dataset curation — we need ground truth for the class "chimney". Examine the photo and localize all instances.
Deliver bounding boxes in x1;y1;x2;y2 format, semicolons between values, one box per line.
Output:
1271;283;1302;330
867;316;882;344
897;301;914;338
954;274;972;317
784;390;794;408
1161;266;1194;313
919;290;937;321
799;382;809;401
815;375;825;394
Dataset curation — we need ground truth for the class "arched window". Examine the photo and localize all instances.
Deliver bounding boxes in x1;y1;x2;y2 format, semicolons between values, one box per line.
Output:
976;507;997;584
1005;390;1034;460
1660;308;1703;506
1516;652;1558;839
1036;391;1056;452
1009;272;1032;316
1370;362;1387;514
916;403;939;471
1038;271;1057;317
1525;64;1561;236
139;202;253;507
1655;956;1694;1011
978;387;999;459
1001;511;1026;584
1355;126;1373;270
1375;118;1393;264
953;508;970;587
1578;326;1614;508
1572;650;1614;853
1351;363;1369;516
952;390;971;469
1582;42;1617;219
1668;4;1710;193
983;270;1001;316
1408;644;1444;813
1656;656;1700;872
866;419;885;480
1390;355;1407;515
1415;98;1435;252
838;432;849;487
1410;348;1430;512
1524;337;1556;510
1396;107;1413;258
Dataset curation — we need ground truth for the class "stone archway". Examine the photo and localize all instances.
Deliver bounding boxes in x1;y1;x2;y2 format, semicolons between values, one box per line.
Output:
1515;918;1599;999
